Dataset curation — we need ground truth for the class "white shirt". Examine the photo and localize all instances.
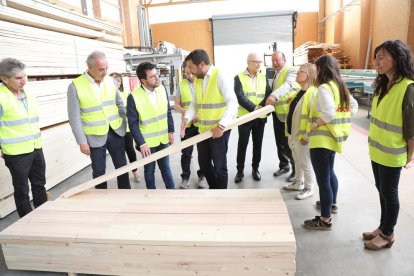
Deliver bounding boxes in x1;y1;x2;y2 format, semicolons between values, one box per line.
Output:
85;71;108;97
184;65;238;127
270;65;297;99
316;85;359;122
142;85;157;109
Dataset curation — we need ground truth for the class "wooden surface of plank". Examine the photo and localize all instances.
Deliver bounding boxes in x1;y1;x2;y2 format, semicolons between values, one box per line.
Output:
0;188;295;275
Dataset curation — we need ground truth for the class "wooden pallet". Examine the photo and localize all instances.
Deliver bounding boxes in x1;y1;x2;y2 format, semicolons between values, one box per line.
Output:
0;189;296;275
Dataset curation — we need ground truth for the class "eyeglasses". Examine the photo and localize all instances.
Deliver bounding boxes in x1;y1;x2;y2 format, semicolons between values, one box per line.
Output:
249;60;263;64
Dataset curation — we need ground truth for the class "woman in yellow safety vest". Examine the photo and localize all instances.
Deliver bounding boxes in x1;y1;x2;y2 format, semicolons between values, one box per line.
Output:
363;40;414;250
303;55;358;230
283;63;317;200
110;72;141;183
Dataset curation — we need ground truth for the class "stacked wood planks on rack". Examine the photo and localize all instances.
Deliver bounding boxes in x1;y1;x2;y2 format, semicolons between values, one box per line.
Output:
293;42;352;68
0;1;127;217
0;189;296;275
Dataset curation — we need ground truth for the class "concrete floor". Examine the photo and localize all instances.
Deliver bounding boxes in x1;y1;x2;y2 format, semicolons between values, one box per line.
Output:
1;105;414;276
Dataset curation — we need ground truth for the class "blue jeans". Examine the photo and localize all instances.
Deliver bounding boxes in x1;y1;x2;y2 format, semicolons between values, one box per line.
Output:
181;125;203;180
310;148;338;218
371;161;402;236
197;131;230;189
144;143;175;189
90;129;131;189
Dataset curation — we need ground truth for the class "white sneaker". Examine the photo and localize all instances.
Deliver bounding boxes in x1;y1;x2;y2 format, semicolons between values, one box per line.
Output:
283;181;304;191
179;179;189;189
196;177;208;189
295;188;314;200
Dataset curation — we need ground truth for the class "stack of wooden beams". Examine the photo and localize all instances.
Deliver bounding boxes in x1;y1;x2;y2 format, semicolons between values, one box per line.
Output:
294;42;351;68
0;20;125;76
0;1;128;217
0;189;296;275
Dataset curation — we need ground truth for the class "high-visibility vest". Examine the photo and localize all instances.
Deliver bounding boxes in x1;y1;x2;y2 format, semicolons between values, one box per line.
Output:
120;90;130;132
179;79;198;127
195;68;226;133
275;84;300;122
273;66;291;90
237;72;267;118
307;81;351;153
286;86;318;139
131;85;169;147
0;84;41;155
369;78;414;167
73;75;123;136
298;86;318;140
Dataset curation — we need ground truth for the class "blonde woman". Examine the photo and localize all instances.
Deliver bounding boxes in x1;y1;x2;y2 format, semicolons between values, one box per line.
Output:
283;63;317;200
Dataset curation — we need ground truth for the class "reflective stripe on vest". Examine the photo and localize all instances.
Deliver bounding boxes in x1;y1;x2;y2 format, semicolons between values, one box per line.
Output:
275;84;300;122
294;86;318;140
237;72;267;118
307;81;351;153
195;68;226;133
73;75;123;135
368;78;414;167
131;85;169;147
179;79;198;128
0;84;42;155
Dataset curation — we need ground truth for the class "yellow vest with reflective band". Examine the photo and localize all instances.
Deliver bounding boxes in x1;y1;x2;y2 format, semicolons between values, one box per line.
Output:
369;78;414;167
273;66;291;90
237;72;267;118
307;81;351;153
298;86;318;141
0;85;41;155
179;79;198;127
195;68;226;133
120;90;131;132
275;83;300;122
131;86;169;148
73;75;123;136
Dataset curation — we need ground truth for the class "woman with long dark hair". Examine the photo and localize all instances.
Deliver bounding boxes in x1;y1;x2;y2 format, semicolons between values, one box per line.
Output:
363;40;414;250
303;55;358;230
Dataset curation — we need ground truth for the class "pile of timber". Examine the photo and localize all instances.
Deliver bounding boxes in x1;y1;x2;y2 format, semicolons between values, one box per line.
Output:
294;42;352;68
0;2;128;217
0;189;296;275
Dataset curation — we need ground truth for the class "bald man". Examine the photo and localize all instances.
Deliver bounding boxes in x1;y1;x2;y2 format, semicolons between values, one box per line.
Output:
233;53;272;183
265;51;296;182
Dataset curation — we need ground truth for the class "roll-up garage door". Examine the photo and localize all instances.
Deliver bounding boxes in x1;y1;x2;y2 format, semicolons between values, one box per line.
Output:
211;11;294;78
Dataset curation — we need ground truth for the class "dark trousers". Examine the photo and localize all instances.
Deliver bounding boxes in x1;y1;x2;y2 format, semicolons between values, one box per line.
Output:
272;112;295;172
310;148;338;218
371;161;402;236
180;124;203;180
144;143;175;189
90;128;131;189
236;118;266;172
4;149;47;218
197;131;230;189
124;132;137;172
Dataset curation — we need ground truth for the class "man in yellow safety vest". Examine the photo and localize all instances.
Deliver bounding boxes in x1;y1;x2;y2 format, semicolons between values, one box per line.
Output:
0;58;48;217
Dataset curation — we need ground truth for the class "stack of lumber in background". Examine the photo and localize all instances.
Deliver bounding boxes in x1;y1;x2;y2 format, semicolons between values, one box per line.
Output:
294;42;352;68
0;189;296;275
0;1;127;218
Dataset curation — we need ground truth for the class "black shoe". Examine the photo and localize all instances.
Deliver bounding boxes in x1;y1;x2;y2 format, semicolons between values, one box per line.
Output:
287;172;295;182
234;172;244;183
273;168;290;177
252;168;261;181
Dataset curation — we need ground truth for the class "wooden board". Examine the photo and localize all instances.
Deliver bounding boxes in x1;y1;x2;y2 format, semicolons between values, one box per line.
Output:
62;105;275;198
0;189;296;275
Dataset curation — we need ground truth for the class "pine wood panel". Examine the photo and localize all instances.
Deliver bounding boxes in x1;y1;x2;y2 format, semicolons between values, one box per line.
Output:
0;189;296;275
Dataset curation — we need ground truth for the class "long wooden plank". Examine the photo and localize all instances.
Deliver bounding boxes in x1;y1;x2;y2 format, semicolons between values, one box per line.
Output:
62;105;275;198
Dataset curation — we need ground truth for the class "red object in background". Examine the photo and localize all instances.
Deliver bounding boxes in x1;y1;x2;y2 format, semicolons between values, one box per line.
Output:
129;77;140;91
